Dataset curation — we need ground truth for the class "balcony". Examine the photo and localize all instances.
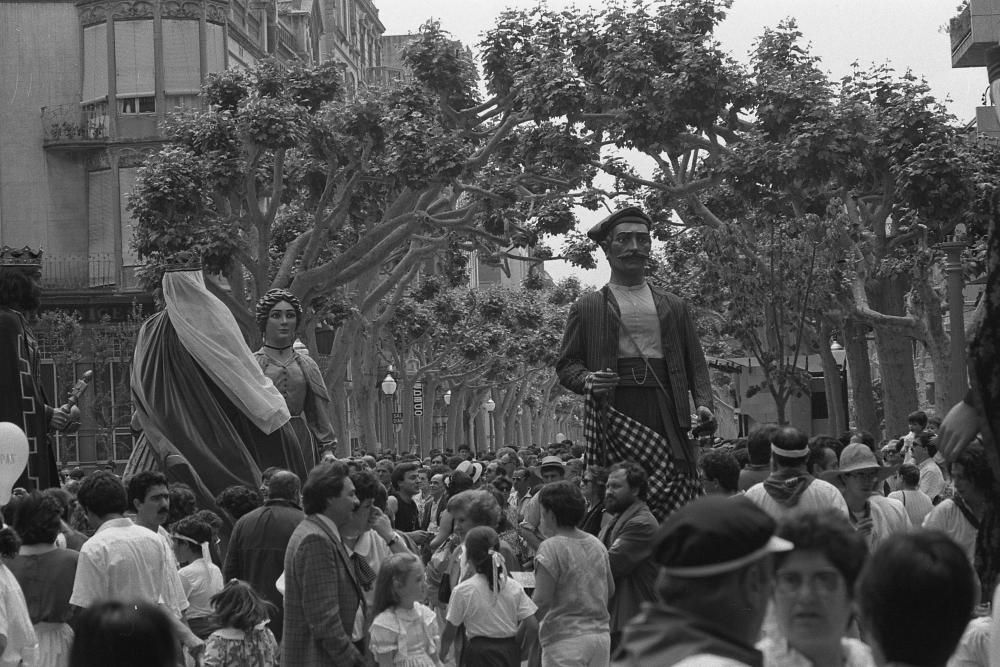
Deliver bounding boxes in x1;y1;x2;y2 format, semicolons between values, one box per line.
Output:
42;101;109;150
951;0;1000;68
41;254;117;290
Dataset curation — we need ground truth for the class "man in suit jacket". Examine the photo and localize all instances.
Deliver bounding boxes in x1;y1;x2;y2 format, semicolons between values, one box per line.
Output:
556;207;714;505
282;461;367;667
599;462;659;652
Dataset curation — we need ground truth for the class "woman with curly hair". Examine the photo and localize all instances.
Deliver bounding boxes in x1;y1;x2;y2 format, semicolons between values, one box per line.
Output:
7;492;71;666
254;288;336;468
759;509;874;667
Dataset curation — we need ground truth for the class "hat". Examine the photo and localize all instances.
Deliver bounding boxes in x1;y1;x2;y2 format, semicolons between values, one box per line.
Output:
821;443;899;484
456;460;484;484
653;495;793;578
586;206;653;245
530;455;566;477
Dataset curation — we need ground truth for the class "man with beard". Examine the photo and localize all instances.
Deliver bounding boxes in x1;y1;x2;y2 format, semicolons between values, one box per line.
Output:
556;207;714;520
0;247;76;489
599;461;658;652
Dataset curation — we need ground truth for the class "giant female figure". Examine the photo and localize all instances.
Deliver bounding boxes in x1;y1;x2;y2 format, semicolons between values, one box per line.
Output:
253;289;335;468
126;270;306;513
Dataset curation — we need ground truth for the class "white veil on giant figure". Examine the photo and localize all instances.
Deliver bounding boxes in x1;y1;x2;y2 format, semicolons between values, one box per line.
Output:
126;269;307;514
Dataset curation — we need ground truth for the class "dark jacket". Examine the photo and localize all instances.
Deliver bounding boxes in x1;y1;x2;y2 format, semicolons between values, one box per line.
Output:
598;500;659;633
614;603;761;666
555;284;714;428
223;498;304;642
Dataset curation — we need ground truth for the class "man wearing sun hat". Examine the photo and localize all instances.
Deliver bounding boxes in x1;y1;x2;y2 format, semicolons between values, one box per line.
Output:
823;443;910;552
615;495;793;666
556;206;715;521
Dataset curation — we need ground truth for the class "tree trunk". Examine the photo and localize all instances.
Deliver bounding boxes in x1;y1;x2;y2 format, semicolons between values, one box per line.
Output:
913;274;952;416
868;277;918;438
846;319;879;437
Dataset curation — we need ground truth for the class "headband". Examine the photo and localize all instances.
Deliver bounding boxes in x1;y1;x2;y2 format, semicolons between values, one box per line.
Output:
172;532;212;564
770;443;809;458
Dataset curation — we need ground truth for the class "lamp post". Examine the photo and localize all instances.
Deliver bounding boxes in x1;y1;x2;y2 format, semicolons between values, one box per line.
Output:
484;396;496;452
381;367;398;453
442;389;451;451
936;239;968;407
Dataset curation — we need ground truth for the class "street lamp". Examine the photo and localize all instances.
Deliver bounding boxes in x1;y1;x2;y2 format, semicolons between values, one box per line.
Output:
443;390;451;405
381;369;397;396
484;396;496;452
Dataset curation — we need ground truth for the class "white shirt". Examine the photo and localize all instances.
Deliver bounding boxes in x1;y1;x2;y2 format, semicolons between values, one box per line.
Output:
179;559;224;619
0;565;36;667
446;574;536;639
863;496;912;552
923;499;978;566
608;282;663;359
888;489;935;527
744;478;849;520
69;517;189;618
917;458;946;500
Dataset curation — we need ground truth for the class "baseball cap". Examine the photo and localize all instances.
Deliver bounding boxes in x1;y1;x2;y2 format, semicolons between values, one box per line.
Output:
653;495;793;578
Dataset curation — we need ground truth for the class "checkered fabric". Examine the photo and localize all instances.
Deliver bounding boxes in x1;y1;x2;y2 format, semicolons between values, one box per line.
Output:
583;382;701;522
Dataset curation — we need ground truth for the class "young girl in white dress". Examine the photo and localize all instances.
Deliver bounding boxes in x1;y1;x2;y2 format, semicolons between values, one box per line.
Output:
370;553;441;667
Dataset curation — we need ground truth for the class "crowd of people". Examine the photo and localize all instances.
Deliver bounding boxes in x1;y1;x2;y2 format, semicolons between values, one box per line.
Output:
0;421;987;667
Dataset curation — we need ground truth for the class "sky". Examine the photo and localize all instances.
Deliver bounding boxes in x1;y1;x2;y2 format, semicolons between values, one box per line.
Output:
373;1;987;286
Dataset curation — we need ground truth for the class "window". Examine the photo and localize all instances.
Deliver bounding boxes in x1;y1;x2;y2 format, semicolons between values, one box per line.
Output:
118;167;140;271
88;170;115;287
114;20;154;97
162;20;201;94
83;23;109;102
206;23;226;74
120;96;155;114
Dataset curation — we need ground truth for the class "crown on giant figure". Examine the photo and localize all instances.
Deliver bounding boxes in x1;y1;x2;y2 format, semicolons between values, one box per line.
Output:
0;246;43;268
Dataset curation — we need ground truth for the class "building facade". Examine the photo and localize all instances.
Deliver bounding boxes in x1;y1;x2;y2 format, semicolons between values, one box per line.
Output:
0;0;377;467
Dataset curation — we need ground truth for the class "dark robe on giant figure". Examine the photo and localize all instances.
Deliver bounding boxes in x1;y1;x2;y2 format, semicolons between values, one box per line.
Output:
0;307;58;489
125;269;306;515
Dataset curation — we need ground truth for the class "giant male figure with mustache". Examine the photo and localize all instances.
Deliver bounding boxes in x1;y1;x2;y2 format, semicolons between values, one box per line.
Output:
556;207;715;520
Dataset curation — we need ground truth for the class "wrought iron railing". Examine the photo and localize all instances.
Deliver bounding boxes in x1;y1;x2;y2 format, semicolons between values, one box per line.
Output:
41;254;117;289
41;101;109;146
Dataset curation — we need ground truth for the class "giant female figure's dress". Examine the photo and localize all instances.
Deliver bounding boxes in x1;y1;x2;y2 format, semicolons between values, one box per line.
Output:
125;270;306;514
254;348;334;469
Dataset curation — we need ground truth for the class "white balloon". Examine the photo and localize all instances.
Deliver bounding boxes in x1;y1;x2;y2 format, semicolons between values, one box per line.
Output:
0;423;29;504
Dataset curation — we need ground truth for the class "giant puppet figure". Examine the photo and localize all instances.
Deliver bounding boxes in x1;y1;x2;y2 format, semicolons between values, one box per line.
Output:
0;246;76;489
253;289;336;469
556;207;715;520
125;269;307;513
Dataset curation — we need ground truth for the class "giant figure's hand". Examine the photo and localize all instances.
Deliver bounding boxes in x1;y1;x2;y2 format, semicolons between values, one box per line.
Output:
937;400;980;461
588;369;619;397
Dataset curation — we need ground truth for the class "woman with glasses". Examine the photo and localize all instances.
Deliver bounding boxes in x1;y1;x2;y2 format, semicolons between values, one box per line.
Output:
578;467;608;537
758;510;875;667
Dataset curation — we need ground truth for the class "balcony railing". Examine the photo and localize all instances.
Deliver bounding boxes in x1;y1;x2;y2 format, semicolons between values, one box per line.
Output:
951;0;1000;68
41;254;117;290
42;101;109;149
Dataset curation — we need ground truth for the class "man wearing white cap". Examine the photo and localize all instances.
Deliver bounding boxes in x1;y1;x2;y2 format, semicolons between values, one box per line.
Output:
556;207;715;520
615;495;792;666
744;426;847;519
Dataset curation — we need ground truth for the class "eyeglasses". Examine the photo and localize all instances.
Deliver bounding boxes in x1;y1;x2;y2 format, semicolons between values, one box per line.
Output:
512;475;526;481
774;569;843;597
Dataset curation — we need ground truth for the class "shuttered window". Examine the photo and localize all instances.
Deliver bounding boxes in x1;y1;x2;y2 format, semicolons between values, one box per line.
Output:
83;24;109;103
206;23;226;75
118;167;140;268
88;170;116;287
114;20;154;96
162;20;201;94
